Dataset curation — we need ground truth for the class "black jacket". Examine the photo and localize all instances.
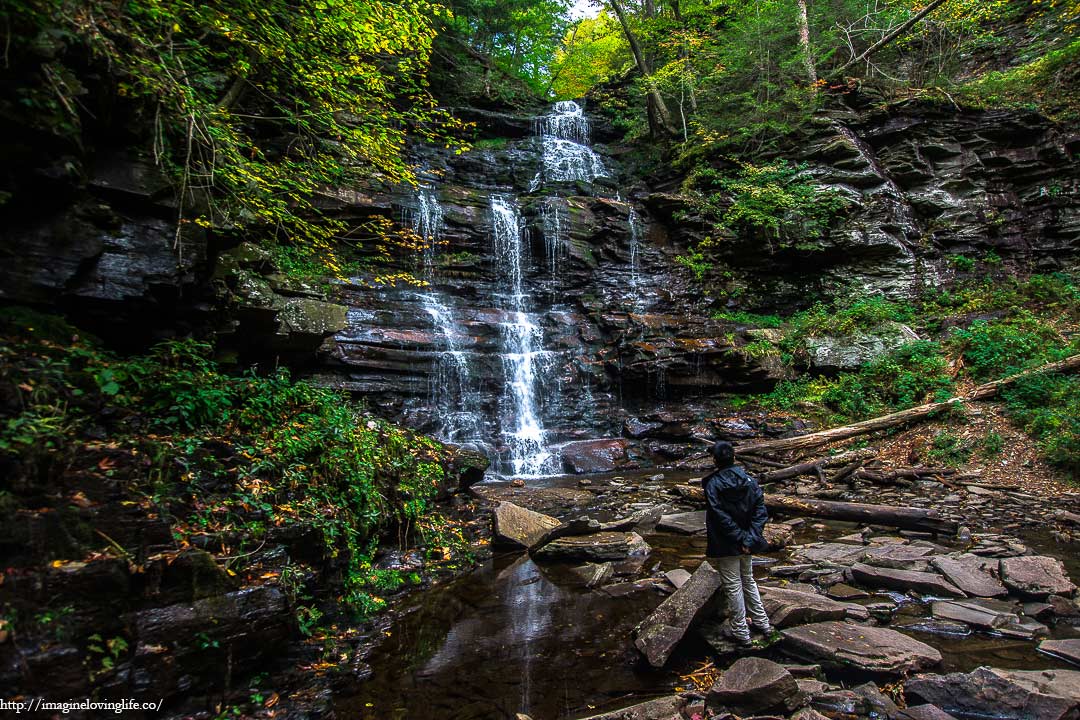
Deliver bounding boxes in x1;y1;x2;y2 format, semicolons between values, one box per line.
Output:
703;464;769;557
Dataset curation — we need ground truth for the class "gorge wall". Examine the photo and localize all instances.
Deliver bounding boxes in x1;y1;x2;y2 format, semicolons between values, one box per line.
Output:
2;98;1077;476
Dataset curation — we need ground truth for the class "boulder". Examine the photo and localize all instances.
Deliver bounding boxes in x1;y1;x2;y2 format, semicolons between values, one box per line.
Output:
805;323;919;372
708;657;805;715
760;587;869;628
931;553;1008;597
532;531;650;562
493;502;561;550
1000;556;1077;598
781;621;942;675
1040;640;1080;667
657;511;705;534
851;563;965;597
560;439;631;474
634;561;723;667
906;667;1080;720
494;500;561;552
764;522;795;549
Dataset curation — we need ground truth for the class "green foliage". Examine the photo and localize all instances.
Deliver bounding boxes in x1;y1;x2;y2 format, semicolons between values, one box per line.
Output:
761;340;954;423
786;296;916;342
712;310;783;328
0;308;469;619
2;0;468;275
924;431;974;468
1002;373;1080;474
955;38;1080;122
686;161;847;252
981;430;1005;457
550;11;630;99
443;0;571;94
948;254;976;272
949;311;1076;380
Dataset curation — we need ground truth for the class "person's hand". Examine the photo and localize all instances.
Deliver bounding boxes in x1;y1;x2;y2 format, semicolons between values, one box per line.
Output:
741;546;751;555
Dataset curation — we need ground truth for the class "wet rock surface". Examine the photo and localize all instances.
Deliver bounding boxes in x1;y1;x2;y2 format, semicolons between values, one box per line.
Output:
708;657;805;715
781;621;943;675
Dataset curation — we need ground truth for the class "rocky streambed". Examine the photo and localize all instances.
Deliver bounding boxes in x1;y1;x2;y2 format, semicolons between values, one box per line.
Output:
337;468;1080;720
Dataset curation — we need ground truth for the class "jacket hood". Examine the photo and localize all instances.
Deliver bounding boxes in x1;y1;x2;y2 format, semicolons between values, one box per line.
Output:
705;465;752;491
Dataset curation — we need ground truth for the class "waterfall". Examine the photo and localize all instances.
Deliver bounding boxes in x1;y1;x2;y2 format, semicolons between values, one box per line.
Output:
491;195;553;476
414;185;444;273
409;186;485;447
540;196;568;283
627;204;644;310
531;101;606;190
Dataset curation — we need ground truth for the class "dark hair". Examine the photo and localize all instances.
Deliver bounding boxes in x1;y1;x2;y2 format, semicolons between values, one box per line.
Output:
711;440;735;468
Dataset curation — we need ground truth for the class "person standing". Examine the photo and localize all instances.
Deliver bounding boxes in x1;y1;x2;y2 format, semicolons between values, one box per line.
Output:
703;440;772;645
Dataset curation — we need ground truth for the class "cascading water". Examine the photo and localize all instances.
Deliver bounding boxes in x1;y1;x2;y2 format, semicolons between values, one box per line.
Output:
627;204;644;310
491;195;553;475
410;186;485;447
540;196;568;285
531;100;606;189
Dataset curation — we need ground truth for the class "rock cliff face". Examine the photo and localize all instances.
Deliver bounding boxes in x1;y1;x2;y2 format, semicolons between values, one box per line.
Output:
650;103;1080;307
2;99;1077;475
309;100;1079;475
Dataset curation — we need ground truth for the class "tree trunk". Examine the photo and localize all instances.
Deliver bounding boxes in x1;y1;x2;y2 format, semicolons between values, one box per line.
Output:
765;495;958;535
796;0;817;86
737;354;1080;456
607;0;676;137
833;0;948;76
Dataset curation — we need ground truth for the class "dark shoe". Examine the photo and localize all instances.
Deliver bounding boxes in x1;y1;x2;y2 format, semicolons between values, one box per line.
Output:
722;623;752;646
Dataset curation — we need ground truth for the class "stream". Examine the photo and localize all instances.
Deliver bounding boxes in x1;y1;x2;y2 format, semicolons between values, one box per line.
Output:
336;470;1080;720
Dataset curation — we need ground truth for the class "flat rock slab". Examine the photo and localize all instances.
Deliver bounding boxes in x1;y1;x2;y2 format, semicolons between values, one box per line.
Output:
761;587;869;628
906;667;1080;720
993;667;1080;701
863;544;935;570
1000;555;1077;597
931;599;1019;630
708;657;804;715
533;531;650;562
795;543;869;565
576;695;685;720
781;621;942;675
1040;640;1080;667
493;501;562;549
634;561;722;668
931;554;1008;597
851;562;965;597
657;510;706;534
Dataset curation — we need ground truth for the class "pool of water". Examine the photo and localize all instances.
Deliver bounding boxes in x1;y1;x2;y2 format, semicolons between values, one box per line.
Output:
335;472;1080;720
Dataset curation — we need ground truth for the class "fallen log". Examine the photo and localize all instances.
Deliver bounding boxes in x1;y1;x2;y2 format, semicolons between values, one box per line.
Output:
761;448;878;482
738;354;1080;456
764;494;958;535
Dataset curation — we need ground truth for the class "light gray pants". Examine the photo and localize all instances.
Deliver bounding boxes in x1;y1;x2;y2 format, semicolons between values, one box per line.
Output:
714;555;770;638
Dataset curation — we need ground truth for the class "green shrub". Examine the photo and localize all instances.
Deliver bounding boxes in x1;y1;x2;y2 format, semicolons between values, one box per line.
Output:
760;340;953;423
925;431;973;468
0;309;465;618
1002;373;1080;475
713;310;783;328
949;311;1075;380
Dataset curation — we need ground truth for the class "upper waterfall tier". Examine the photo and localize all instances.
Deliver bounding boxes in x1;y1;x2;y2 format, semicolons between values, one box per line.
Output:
533;101;606;189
